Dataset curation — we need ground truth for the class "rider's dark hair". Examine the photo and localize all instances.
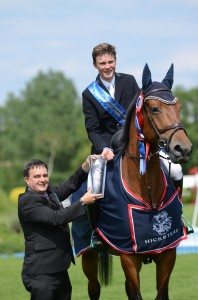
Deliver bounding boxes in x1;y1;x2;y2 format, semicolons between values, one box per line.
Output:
92;43;116;64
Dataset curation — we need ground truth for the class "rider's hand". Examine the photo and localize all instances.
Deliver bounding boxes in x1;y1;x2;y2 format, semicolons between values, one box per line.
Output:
101;147;114;161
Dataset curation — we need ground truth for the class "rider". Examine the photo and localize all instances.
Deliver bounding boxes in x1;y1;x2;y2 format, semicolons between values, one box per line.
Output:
82;43;140;248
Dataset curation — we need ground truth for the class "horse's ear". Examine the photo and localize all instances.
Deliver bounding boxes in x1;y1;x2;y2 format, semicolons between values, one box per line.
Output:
142;63;152;90
162;63;174;89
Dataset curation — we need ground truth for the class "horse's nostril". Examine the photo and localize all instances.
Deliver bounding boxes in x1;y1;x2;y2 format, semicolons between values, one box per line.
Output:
174;144;182;153
174;143;192;157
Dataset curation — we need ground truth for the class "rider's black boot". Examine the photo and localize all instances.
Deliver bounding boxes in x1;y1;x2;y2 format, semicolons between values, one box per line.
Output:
86;202;104;250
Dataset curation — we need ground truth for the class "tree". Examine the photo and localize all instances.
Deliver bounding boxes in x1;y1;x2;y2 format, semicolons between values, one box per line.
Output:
0;70;90;191
174;86;198;173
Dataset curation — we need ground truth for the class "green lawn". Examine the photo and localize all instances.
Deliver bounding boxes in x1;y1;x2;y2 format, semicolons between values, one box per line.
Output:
0;254;197;300
0;203;196;299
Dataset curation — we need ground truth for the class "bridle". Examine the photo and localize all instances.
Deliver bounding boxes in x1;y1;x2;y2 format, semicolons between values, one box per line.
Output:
143;88;187;153
124;88;186;208
125;88;187;163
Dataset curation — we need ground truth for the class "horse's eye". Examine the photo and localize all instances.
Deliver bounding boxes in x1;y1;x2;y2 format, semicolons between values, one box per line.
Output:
150;107;159;114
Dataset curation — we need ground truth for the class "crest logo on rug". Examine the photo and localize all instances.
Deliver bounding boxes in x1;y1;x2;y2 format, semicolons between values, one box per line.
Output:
153;211;172;235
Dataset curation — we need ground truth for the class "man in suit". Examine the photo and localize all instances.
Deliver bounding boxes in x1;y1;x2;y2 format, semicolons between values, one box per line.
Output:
82;42;140;159
82;43;140;243
18;156;102;300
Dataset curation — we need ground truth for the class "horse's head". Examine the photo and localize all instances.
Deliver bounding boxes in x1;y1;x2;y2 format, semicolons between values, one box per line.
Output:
140;63;192;163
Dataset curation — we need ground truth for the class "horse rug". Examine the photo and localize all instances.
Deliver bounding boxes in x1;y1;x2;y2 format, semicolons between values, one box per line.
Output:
71;155;187;255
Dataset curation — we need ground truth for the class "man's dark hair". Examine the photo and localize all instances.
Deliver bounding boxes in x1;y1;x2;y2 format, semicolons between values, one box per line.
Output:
23;159;48;177
92;43;116;64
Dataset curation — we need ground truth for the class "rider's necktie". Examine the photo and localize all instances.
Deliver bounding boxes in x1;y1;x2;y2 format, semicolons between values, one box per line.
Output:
108;82;115;98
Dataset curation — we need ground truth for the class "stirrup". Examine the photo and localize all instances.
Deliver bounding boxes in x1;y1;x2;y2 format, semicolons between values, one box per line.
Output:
90;231;104;251
143;256;152;264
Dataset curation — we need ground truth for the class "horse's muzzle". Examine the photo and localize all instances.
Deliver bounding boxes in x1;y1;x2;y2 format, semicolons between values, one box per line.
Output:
169;142;192;163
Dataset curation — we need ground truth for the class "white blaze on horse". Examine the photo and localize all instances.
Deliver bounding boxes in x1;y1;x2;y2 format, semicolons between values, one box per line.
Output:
71;64;192;300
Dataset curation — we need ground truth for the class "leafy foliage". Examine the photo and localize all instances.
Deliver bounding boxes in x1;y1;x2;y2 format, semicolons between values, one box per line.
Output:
0;71;197;192
0;70;90;191
174;86;198;173
0;188;23;253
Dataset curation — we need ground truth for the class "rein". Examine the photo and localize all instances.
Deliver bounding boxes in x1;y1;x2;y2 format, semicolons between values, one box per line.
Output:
125;149;159;161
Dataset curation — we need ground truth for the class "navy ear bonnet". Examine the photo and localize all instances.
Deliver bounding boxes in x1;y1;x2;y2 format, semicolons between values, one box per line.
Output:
142;63;176;103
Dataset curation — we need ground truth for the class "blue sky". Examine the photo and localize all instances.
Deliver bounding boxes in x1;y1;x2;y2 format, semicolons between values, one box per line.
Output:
1;0;197;104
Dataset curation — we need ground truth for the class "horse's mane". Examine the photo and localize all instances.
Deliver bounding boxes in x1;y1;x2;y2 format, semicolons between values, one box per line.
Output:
122;91;139;152
110;90;139;155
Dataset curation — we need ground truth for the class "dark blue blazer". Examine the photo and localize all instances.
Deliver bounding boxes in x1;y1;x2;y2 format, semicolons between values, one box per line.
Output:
82;72;140;154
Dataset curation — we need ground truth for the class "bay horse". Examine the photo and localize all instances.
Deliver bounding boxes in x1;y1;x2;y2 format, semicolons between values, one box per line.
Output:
71;64;192;300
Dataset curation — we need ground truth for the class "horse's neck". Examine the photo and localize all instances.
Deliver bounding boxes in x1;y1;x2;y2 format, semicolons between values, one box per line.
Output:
122;150;164;209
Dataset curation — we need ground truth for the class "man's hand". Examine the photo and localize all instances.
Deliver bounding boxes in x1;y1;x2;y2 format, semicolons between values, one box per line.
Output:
82;154;101;173
80;188;103;205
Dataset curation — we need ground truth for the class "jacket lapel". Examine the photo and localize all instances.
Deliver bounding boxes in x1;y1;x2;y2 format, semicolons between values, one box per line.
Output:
26;188;62;209
48;188;63;209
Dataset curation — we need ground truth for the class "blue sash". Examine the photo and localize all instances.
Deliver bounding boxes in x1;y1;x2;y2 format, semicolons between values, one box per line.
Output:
88;81;126;125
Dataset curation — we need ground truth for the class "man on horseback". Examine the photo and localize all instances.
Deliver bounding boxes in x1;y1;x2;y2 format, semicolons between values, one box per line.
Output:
82;43;139;248
82;43;139;158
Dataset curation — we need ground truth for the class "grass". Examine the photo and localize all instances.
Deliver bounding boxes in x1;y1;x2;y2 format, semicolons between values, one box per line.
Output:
0;203;196;299
182;203;196;225
0;254;197;300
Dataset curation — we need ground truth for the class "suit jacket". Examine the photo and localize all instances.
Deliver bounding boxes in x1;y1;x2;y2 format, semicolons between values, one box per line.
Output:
18;166;87;275
82;72;140;154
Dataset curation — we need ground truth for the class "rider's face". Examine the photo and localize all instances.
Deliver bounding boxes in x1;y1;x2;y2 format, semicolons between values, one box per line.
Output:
94;53;116;82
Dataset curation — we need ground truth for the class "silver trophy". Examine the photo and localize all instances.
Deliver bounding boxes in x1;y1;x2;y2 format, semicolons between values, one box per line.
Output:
87;156;107;197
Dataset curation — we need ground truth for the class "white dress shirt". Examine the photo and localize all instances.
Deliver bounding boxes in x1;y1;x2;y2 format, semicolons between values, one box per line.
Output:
100;76;115;98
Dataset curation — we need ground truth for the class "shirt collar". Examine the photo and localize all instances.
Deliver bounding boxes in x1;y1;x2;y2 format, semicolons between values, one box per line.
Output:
100;75;115;89
27;187;49;198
